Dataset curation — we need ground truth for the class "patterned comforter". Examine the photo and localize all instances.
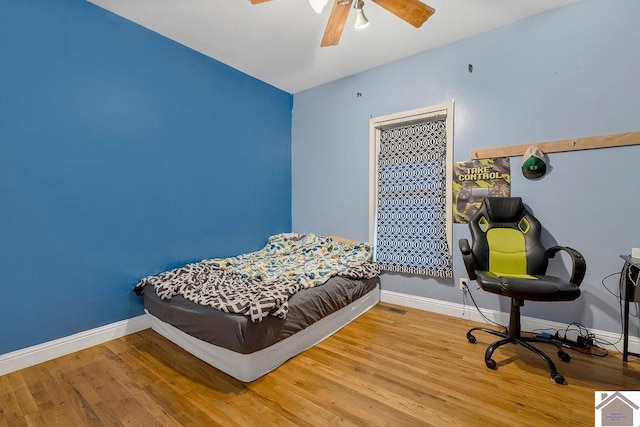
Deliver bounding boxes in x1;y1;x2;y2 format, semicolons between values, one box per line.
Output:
135;234;379;322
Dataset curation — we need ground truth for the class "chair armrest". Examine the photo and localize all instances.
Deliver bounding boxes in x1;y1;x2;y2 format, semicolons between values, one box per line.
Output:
546;246;586;286
459;238;477;280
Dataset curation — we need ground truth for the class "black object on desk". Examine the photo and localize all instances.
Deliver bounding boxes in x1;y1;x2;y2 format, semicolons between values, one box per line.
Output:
620;255;640;362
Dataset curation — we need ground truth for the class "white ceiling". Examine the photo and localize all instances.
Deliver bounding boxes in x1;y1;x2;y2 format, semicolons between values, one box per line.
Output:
88;0;580;94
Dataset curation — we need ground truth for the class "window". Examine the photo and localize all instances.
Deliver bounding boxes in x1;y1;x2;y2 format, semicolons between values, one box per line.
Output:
368;102;454;277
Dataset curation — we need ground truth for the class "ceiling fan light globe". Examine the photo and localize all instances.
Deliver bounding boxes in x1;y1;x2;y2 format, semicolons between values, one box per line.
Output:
354;9;370;29
308;0;330;14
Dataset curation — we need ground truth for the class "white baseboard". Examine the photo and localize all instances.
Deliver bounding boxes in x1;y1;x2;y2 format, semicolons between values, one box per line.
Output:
3;291;638;377
0;314;150;376
380;289;640;355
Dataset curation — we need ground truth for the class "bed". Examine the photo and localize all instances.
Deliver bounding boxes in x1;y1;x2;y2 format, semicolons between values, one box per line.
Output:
135;233;380;382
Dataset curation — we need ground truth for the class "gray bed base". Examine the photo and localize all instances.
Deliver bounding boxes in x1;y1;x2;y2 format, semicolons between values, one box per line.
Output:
146;284;380;382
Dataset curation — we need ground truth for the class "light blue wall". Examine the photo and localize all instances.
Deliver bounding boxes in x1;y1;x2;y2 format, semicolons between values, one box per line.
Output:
292;0;640;334
0;0;292;354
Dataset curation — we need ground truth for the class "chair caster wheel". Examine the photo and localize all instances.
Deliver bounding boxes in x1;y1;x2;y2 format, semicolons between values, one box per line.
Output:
552;373;565;384
485;359;497;370
467;334;476;344
558;349;571;362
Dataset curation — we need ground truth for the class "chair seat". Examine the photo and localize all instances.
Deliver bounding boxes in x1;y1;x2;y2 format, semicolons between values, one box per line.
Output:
476;271;581;302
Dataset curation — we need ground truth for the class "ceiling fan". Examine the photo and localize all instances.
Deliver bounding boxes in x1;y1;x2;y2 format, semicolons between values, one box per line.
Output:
249;0;435;47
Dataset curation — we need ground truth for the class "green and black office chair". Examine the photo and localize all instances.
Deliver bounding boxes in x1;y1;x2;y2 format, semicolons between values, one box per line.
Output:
459;197;586;384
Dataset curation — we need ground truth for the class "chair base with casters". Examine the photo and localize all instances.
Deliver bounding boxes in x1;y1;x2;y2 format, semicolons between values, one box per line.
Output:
459;197;586;385
466;298;571;384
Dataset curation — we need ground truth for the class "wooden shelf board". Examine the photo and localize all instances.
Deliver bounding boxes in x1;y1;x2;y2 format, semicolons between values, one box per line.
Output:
471;131;640;160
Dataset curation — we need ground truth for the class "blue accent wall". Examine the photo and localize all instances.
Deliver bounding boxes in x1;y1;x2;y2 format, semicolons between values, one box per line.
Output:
0;0;292;354
292;0;640;334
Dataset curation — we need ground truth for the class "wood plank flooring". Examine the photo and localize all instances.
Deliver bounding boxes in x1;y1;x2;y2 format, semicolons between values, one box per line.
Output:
2;303;639;426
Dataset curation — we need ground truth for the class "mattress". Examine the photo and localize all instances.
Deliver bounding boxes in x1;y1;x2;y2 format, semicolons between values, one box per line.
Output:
142;276;378;354
146;283;379;382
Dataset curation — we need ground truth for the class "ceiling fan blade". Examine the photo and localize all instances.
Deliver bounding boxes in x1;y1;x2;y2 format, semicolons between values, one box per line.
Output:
321;0;353;47
249;0;271;4
371;0;434;28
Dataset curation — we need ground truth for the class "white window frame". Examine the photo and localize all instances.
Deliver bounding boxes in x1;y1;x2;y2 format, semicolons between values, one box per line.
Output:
368;101;455;261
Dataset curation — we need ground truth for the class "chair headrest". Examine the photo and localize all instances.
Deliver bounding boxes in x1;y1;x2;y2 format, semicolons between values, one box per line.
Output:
484;197;525;222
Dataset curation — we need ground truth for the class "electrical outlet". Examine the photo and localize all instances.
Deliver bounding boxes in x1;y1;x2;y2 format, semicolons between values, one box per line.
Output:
459;278;469;291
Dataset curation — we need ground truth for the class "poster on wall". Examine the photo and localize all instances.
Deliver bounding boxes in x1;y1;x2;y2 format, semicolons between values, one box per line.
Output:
453;158;511;224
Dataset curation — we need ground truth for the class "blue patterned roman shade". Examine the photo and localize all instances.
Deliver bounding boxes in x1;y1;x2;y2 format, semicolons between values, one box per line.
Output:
375;117;453;277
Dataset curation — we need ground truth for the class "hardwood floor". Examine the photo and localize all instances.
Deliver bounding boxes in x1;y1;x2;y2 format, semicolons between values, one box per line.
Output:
2;303;639;426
